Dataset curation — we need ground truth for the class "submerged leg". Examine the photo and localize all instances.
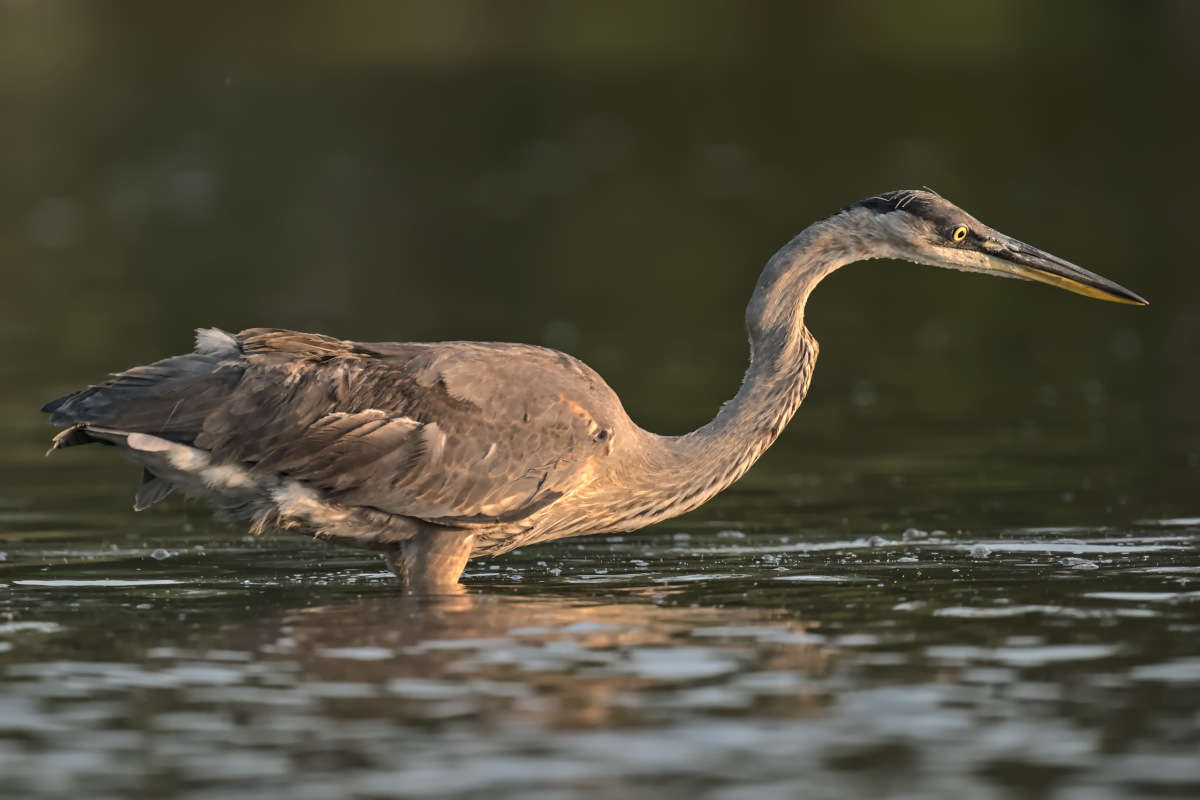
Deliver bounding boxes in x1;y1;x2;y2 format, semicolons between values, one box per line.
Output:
386;530;475;594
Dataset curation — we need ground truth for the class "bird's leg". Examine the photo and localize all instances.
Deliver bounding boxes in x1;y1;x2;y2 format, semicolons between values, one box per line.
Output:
386;530;475;595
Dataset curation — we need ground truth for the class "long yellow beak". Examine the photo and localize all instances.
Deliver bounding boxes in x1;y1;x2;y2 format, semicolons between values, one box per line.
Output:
980;236;1147;306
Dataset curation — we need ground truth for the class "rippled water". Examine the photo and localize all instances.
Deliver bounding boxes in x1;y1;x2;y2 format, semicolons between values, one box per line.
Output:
3;510;1198;799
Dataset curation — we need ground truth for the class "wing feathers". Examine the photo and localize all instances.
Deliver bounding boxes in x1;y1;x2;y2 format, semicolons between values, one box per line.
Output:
46;328;620;528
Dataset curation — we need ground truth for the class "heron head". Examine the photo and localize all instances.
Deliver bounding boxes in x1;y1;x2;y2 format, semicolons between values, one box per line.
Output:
848;189;1147;306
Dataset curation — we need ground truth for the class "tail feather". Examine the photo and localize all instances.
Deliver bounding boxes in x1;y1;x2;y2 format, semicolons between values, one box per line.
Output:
42;390;84;415
134;468;173;511
43;353;241;443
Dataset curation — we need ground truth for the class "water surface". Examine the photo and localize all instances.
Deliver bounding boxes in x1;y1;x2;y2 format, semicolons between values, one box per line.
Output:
3;508;1199;798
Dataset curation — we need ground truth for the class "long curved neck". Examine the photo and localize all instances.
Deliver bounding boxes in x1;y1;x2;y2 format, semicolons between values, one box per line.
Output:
620;215;872;524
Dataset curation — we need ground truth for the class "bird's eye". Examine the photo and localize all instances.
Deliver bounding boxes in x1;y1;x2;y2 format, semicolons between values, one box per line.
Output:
951;225;968;243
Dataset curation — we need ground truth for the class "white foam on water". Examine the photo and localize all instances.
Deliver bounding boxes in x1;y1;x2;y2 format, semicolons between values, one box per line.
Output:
956;542;1182;554
770;574;867;583
316;647;395;661
652;573;749;583
0;621;63;635
990;644;1119;667
1129;657;1200;684
1138;517;1200;527
15;579;179;587
1084;590;1200;602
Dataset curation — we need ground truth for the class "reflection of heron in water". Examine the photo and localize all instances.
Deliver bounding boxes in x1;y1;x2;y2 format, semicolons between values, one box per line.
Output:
215;593;832;727
44;190;1145;592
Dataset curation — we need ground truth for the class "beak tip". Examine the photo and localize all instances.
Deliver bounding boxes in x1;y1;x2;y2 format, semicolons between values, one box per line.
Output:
1120;291;1149;307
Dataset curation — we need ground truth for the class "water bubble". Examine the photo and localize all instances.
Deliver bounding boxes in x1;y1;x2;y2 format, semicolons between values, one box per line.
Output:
1059;557;1099;570
903;528;929;540
970;545;991;559
150;549;171;561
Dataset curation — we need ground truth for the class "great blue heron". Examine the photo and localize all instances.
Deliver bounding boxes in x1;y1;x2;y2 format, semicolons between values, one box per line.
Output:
44;190;1145;591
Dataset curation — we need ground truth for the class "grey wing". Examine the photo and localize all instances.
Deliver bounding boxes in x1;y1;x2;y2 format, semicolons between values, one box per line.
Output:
245;333;621;526
46;327;619;527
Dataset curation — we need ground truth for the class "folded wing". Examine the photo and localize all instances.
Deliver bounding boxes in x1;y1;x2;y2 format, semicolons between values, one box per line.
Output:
45;328;620;526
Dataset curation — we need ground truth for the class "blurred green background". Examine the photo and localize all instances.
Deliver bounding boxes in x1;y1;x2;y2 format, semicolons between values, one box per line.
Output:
2;1;1197;532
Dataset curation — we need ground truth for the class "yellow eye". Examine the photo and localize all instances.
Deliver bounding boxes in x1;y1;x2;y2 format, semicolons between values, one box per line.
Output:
951;225;968;242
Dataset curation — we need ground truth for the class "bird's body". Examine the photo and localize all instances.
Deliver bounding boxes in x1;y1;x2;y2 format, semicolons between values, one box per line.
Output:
44;190;1145;591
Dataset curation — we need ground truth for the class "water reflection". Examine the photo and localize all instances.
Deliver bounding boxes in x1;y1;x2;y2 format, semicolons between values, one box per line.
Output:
232;594;829;728
2;519;1198;798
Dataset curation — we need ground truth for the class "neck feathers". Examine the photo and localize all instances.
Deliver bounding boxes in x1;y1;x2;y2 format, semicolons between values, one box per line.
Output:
597;209;868;529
